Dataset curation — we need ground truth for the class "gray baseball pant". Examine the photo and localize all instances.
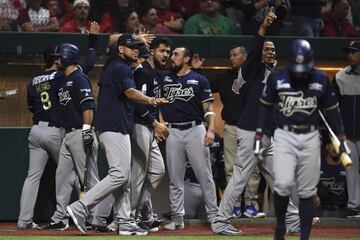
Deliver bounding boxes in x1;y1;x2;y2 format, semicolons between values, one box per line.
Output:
130;124;165;219
183;180;207;220
345;140;360;211
18;123;65;225
212;128;302;233
273;129;320;199
68;131;135;227
51;129;101;225
166;124;218;224
224;123;261;207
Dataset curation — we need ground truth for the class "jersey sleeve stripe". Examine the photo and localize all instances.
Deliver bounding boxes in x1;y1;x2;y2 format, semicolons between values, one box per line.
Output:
260;98;274;106
201;97;214;103
321;103;339;111
141;111;149;117
80;97;94;104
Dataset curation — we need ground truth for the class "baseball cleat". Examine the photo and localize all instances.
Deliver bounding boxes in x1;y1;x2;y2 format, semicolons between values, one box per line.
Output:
163;221;185;230
66;206;87;235
244;205;266;218
312;217;320;226
232;207;242;218
143;218;163;232
36;221;69;231
118;224;149;236
106;221;118;232
17;222;38;230
219;227;245;236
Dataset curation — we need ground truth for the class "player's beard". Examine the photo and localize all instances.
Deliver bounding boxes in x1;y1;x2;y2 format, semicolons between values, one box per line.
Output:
154;57;168;70
123;54;138;65
171;62;183;73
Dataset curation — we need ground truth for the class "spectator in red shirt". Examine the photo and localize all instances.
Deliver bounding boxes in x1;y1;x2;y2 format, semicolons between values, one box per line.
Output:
18;0;59;32
321;0;357;37
152;0;184;34
46;0;73;26
60;0;113;33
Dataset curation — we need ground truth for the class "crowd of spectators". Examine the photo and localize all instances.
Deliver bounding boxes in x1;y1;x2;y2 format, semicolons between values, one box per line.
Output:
0;0;358;37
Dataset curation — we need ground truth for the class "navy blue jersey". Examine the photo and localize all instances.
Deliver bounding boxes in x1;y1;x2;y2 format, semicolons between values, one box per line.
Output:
260;68;338;126
58;69;95;129
27;70;64;126
318;158;348;209
94;58;136;134
159;70;214;123
133;61;160;125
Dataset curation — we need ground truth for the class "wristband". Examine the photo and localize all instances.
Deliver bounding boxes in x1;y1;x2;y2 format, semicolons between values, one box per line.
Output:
82;124;91;130
204;111;215;118
207;128;215;134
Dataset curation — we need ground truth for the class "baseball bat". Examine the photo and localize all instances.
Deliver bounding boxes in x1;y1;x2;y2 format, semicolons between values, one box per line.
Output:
79;146;90;199
318;110;352;169
0;89;18;99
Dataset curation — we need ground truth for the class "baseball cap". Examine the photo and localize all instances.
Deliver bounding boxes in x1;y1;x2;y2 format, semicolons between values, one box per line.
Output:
73;0;90;8
117;33;144;48
342;41;360;53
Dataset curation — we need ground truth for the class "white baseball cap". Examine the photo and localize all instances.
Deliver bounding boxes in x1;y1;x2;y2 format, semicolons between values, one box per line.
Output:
73;0;90;8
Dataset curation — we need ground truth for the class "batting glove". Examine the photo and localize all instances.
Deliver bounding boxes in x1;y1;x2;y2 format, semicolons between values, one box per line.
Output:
254;130;265;160
82;124;94;147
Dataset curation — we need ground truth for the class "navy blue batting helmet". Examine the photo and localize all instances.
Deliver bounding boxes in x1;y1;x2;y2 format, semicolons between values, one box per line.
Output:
287;39;314;73
59;43;79;67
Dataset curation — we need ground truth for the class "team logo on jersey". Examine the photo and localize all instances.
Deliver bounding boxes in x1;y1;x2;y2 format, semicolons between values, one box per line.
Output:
276;79;291;89
186;79;198;85
153;78;158;85
164;76;173;82
278;91;317;116
319;177;346;195
80;88;91;97
153;86;161;98
66;81;73;87
58;88;71;106
295;55;304;64
163;83;194;103
232;79;240;94
309;83;323;91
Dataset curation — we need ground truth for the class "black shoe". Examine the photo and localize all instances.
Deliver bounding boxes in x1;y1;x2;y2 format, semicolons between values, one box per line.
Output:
274;228;286;240
37;221;69;231
91;224;112;233
135;218;150;232
143;218;163;232
341;208;360;218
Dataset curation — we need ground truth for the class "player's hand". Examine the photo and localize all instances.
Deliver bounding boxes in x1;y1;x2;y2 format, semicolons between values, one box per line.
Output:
254;130;266;160
149;97;168;107
191;54;205;69
313;195;321;208
204;129;215;146
82;128;94;147
89;21;100;35
153;121;169;141
136;33;156;47
261;8;277;29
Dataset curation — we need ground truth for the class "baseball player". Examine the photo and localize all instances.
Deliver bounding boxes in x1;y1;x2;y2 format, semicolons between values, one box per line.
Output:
256;39;349;240
211;10;317;235
66;33;166;236
17;46;65;230
36;43;102;231
159;46;218;230
130;37;172;231
332;40;360;218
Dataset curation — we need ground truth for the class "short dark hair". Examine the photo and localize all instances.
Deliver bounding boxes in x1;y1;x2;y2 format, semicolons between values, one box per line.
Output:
43;45;57;69
181;46;193;64
229;45;247;54
150;37;172;50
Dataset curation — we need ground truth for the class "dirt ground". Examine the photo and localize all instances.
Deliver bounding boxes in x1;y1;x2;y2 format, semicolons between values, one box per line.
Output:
1;222;360;238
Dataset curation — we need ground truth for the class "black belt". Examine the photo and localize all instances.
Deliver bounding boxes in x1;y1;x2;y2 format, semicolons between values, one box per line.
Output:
65;127;81;133
168;121;202;130
280;125;317;134
35;121;60;128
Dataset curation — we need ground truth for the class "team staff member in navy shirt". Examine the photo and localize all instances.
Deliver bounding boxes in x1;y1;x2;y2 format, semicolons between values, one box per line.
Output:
67;33;167;236
159;46;218;230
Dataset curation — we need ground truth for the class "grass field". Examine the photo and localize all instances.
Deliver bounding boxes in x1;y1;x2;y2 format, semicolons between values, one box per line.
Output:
0;237;359;240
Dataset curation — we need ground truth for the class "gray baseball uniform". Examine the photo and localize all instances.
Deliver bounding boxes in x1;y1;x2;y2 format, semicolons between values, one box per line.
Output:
160;70;218;225
18;70;65;229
